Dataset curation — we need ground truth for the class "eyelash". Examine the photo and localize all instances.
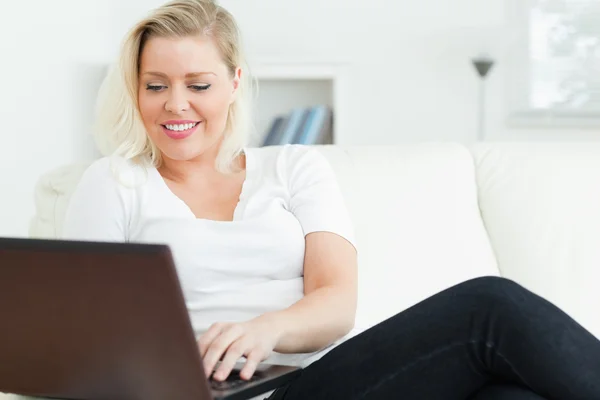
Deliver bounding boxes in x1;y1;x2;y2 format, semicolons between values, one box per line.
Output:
145;84;211;92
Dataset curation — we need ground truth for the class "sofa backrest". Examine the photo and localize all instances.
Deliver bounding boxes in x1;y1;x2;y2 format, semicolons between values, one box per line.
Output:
30;143;600;338
319;144;500;331
472;142;600;339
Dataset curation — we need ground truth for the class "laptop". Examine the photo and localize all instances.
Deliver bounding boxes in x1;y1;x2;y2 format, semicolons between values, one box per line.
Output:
0;237;301;400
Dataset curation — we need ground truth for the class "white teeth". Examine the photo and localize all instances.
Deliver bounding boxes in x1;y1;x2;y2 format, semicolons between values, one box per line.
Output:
165;122;198;131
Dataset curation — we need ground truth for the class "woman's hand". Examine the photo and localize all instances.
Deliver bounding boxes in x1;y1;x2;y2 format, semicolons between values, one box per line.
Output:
198;315;282;381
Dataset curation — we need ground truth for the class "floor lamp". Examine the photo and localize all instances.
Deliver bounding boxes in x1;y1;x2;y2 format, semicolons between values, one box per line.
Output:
472;58;495;142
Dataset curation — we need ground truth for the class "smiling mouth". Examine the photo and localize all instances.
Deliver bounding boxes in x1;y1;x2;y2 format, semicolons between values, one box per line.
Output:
160;121;202;139
161;122;201;132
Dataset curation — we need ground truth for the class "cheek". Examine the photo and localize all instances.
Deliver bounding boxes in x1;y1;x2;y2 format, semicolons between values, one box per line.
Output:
138;93;161;124
200;93;232;131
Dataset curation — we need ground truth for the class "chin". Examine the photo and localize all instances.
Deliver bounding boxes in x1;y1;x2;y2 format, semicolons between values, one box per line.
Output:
159;147;204;162
156;137;220;162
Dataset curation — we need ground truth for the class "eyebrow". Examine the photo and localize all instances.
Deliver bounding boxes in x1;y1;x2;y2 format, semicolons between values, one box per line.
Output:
141;71;216;78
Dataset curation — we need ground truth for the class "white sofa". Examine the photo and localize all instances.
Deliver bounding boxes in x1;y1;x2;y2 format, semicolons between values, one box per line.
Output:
4;142;600;399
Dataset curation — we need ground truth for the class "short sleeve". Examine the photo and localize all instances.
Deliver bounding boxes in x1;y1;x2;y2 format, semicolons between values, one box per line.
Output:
62;157;131;242
285;145;356;249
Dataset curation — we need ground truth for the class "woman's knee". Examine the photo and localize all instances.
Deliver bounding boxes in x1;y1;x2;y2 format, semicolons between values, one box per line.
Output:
462;276;522;292
450;276;530;308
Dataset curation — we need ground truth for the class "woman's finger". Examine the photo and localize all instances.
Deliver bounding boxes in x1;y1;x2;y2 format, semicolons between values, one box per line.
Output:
198;322;228;358
203;324;245;378
239;349;263;381
213;338;248;381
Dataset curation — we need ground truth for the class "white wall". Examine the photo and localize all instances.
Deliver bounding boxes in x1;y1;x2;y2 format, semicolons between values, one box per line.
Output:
0;0;168;237
1;0;598;237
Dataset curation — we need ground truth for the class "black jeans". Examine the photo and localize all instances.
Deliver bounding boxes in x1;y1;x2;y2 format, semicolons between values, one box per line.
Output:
268;276;600;399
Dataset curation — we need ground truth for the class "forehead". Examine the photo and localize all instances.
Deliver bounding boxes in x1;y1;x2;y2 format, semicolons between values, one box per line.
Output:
139;36;227;76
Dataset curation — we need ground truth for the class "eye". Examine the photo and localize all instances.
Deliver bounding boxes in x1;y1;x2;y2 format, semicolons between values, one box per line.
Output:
146;84;166;92
189;84;211;92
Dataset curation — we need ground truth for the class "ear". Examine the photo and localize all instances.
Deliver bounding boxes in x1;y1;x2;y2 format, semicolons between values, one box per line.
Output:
230;67;242;104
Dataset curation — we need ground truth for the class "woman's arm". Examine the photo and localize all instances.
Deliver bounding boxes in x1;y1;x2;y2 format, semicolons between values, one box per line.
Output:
200;231;357;381
258;231;357;353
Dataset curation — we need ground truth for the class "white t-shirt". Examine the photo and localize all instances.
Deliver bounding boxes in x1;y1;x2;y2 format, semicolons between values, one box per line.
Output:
62;144;357;367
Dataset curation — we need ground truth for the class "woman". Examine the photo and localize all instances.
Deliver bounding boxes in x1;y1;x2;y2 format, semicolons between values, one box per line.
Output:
63;0;600;399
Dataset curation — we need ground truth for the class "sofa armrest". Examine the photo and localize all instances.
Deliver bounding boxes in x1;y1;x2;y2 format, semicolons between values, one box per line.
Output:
29;163;91;239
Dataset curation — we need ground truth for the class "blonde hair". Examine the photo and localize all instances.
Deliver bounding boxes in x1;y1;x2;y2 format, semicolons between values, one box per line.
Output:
94;0;254;173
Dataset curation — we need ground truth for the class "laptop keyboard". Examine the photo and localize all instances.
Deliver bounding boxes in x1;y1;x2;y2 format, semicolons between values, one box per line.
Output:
209;370;263;391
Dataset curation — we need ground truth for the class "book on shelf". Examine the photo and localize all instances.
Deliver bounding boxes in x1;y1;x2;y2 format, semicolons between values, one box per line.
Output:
261;105;333;147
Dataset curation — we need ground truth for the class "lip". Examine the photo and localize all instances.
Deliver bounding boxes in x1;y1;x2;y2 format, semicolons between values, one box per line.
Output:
161;121;201;140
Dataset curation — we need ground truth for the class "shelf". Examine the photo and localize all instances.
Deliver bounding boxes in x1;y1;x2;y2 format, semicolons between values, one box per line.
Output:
248;61;347;147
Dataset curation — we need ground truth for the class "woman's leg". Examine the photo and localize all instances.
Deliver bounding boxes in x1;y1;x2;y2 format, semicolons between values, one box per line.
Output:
469;383;548;400
271;277;600;400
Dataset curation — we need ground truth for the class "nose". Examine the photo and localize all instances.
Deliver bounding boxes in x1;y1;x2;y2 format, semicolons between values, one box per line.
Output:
164;87;190;114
